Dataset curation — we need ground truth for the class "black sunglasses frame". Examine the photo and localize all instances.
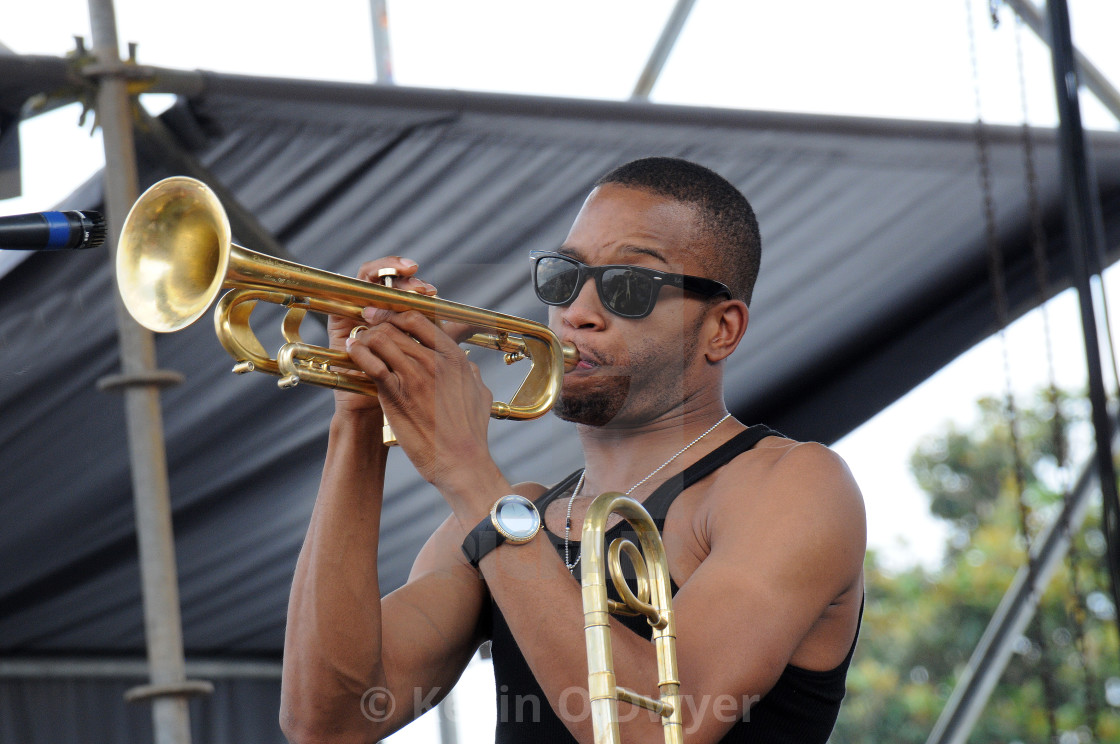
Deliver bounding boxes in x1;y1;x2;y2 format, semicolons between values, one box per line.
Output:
529;250;732;319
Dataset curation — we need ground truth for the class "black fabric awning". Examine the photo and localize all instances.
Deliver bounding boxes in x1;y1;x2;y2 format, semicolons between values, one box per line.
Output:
2;60;1120;660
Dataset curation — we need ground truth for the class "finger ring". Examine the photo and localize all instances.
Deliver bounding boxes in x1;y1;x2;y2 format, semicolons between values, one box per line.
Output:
350;325;369;339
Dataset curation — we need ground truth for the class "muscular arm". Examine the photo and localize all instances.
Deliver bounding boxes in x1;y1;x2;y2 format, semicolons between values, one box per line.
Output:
477;440;866;743
278;412;484;743
280;257;489;744
280;412;490;744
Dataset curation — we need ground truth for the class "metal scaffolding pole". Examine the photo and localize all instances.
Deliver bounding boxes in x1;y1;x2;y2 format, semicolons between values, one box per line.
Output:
1043;0;1120;636
370;0;394;84
631;0;697;100
924;426;1110;743
438;692;459;744
86;1;210;743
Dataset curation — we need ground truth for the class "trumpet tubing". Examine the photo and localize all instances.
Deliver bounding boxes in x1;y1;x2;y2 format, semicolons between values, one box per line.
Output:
115;177;576;420
580;493;683;744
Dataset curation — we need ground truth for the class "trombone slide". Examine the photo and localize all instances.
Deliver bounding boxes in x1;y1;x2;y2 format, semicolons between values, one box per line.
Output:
580;493;684;744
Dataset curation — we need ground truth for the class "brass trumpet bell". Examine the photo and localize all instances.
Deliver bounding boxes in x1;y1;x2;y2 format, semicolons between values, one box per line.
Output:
118;177;232;333
116;176;576;421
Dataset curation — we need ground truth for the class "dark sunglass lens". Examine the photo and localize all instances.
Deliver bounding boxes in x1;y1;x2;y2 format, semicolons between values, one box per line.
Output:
535;256;580;304
599;267;653;317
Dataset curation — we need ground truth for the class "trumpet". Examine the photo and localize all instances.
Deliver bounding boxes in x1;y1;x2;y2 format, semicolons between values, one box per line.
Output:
116;177;577;422
581;492;683;744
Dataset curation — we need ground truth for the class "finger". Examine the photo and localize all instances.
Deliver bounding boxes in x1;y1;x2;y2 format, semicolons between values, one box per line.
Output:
397;277;439;295
441;320;482;344
347;348;404;406
327;313;373;345
348;321;430;379
372;309;461;356
359;306;444;336
345;328;415;404
359;307;396;329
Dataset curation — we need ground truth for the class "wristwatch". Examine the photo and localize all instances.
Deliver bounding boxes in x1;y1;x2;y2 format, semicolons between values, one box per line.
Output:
461;494;542;567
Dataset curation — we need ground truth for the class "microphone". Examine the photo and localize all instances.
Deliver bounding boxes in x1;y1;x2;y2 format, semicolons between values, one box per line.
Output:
0;210;107;251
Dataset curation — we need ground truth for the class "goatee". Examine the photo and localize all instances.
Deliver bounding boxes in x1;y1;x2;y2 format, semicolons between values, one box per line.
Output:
553;376;631;426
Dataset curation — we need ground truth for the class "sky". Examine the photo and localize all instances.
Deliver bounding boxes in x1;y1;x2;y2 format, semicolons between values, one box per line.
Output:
3;1;1120;741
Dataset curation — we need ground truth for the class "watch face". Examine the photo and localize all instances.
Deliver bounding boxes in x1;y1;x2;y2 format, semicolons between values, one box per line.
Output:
493;495;541;542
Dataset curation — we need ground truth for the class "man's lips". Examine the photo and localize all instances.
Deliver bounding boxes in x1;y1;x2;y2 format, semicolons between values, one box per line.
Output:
563;342;604;373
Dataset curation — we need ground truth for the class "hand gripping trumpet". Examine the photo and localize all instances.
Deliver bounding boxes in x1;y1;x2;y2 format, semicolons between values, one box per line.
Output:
115;177;577;429
581;492;683;744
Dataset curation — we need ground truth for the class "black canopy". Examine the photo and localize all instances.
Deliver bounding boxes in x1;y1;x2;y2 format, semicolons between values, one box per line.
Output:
2;58;1119;741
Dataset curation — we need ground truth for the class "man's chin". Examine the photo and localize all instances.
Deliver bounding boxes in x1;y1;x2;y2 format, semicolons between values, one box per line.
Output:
552;383;629;427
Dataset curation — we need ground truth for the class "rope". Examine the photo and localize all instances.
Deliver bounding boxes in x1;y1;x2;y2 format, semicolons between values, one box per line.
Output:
967;2;1060;737
1010;9;1105;733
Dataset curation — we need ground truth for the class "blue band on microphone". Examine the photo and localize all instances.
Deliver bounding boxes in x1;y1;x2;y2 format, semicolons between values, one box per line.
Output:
43;211;71;248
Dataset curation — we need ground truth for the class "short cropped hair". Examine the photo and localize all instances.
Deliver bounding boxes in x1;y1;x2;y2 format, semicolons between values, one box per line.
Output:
593;157;762;305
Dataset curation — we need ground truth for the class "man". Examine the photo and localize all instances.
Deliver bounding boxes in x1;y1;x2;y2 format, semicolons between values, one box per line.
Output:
280;157;866;743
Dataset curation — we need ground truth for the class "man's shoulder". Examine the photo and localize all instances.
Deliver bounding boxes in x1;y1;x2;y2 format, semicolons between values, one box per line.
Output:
707;433;865;530
716;431;853;484
701;433;866;595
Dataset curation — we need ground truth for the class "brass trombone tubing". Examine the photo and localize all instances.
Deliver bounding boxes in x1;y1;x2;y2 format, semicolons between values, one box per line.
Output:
581;492;683;744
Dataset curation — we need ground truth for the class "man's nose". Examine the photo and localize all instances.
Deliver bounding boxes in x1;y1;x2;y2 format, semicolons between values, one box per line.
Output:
558;275;606;328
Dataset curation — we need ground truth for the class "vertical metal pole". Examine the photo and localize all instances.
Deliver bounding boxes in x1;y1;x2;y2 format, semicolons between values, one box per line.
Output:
925;440;1106;743
1044;0;1120;628
370;0;394;83
87;1;200;743
437;690;459;744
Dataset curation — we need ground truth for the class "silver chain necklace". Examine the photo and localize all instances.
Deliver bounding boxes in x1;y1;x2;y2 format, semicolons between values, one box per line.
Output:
563;412;732;573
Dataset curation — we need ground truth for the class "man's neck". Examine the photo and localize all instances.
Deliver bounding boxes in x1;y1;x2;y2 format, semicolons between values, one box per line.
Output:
573;402;736;498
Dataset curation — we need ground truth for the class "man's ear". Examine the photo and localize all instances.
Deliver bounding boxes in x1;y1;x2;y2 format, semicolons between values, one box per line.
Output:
703;300;749;363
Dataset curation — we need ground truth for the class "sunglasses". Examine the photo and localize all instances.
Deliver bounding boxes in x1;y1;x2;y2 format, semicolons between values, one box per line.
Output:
529;250;732;319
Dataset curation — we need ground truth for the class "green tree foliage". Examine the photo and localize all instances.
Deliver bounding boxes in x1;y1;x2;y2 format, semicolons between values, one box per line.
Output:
831;389;1120;743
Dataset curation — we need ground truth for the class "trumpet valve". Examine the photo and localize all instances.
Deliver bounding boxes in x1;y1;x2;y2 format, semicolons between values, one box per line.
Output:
376;267;399;288
376;269;404;448
382;418;398;446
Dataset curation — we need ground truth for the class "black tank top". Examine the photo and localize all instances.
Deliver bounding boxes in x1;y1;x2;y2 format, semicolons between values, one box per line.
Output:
485;424;862;743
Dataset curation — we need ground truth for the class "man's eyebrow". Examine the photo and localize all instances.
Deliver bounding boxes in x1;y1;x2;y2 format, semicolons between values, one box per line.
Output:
555;244;670;265
620;245;670;265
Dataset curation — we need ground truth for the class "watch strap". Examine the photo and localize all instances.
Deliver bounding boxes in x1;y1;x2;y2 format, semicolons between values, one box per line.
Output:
461;515;504;568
